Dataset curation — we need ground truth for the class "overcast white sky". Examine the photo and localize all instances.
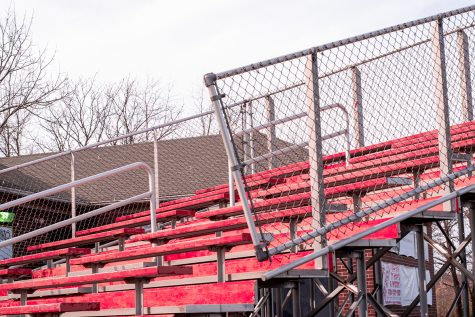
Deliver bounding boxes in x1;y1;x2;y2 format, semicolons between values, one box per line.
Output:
1;0;474;113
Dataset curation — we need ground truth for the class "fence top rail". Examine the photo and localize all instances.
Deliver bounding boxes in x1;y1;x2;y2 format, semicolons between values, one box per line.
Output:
212;4;475;80
0;110;217;176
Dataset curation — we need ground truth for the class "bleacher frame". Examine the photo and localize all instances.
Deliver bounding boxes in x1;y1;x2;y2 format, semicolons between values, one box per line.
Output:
0;4;474;317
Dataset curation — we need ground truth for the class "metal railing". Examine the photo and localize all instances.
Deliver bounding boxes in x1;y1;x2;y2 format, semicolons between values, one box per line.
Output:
0;162;157;249
237;103;350;167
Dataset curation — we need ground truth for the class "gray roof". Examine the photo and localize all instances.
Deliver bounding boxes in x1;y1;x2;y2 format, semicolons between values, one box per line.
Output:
0;133;307;205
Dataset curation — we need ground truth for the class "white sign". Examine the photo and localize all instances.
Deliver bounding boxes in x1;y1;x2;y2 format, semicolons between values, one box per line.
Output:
0;227;12;260
381;261;432;306
381;261;401;305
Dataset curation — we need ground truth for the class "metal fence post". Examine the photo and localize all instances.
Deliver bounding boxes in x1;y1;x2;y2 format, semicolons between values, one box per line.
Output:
431;18;454;207
153;130;160;208
228;160;235;206
241;103;249;174
305;52;327;269
351;67;364;148
457;30;473;122
204;73;268;260
265;96;277;169
71;153;76;238
249;101;256;174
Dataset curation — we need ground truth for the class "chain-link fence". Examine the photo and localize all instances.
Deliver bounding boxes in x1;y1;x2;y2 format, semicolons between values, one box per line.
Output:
0;110;224;259
205;5;475;265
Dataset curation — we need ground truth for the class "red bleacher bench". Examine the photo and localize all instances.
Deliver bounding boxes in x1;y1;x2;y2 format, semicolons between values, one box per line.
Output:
71;233;255;284
0;266;192;293
0;302;100;316
76;210;195;237
130;207;312;244
0;266;191;316
0;248;90;275
116;193;229;222
27;228;145;252
70;233;253;267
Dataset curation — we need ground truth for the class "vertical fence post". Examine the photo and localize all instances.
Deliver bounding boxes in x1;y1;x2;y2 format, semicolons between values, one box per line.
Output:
431;18;454;206
266;96;277;169
249;101;256;174
241;103;249;174
305;52;327;269
457;30;473;122
70;153;76;238
457;30;474;181
351;67;364;148
204;73;267;260
153;130;160;209
228;160;235;206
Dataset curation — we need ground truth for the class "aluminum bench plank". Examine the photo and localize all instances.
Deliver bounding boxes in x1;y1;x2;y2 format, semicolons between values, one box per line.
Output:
0;266;192;291
70;233;252;266
0;248;91;268
76;210;195;237
0;302;100;315
116;193;228;222
28;228;145;252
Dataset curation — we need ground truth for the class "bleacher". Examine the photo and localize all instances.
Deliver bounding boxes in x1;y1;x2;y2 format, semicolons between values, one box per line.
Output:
0;120;471;316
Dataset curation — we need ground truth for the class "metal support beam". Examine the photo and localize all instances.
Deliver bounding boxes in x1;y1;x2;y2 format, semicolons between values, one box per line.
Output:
275;288;283;317
373;249;384;317
217;247;226;283
431;18;454;211
457;30;473;122
351;67;364;148
20;290;27;306
118;237;126;252
356;251;367;317
292;282;301;317
458;206;469;317
134;279;145;316
305;53;326;269
402;233;472;316
470;203;475;285
416;226;428;317
266;96;277;169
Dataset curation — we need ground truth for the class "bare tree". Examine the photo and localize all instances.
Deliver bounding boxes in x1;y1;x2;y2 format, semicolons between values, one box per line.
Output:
432;211;473;317
38;76;182;151
105;77;181;144
0;110;32;156
38;77;111;151
192;87;214;136
0;9;67;156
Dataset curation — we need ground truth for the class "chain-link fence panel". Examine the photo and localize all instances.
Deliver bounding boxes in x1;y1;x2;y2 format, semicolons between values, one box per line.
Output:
0;111;223;259
205;6;475;264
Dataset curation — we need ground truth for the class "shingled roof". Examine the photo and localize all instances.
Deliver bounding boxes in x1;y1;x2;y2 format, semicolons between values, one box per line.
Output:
0;133;307;205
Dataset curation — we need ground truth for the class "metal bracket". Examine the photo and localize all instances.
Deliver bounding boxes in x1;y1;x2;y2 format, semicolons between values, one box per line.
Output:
210;93;226;102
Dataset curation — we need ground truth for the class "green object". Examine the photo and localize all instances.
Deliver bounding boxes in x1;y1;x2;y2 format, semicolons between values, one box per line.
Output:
0;212;14;223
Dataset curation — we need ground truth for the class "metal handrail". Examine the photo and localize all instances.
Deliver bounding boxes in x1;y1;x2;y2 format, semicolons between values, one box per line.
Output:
261;163;475;280
238;103;351;166
0;162;157;249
